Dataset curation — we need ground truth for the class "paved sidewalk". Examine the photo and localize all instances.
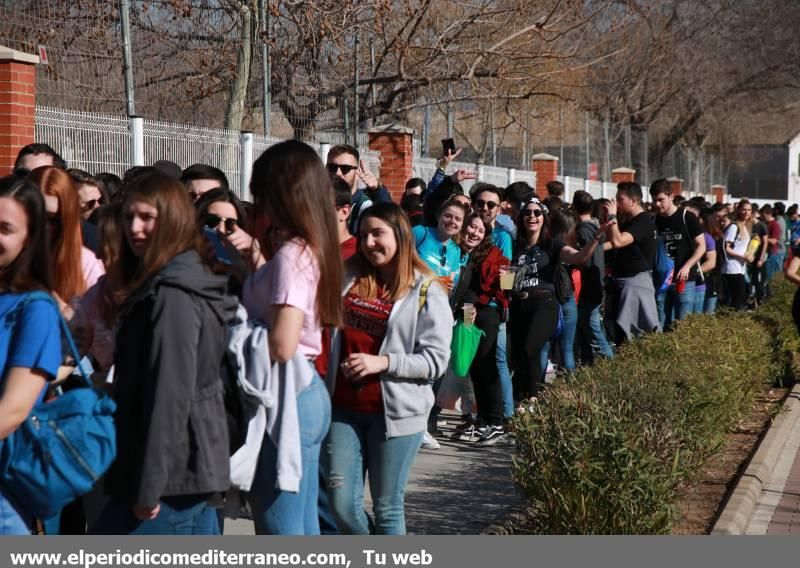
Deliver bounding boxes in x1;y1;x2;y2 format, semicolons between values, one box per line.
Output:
224;410;522;535
746;408;800;534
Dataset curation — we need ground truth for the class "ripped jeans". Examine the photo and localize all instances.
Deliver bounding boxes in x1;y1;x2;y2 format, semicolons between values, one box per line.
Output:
322;408;422;535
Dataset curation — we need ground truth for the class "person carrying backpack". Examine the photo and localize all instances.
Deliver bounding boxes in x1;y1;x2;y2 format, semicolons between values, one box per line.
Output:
0;175;63;535
722;200;754;311
602;182;660;343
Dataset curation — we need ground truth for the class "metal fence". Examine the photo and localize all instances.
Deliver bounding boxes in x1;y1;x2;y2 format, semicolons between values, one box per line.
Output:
34;107;130;177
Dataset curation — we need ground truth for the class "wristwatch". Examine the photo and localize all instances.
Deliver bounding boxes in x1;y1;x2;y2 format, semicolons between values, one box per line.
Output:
608;214;618;221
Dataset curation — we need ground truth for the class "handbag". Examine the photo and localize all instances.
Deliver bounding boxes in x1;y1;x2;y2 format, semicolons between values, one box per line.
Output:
0;291;116;520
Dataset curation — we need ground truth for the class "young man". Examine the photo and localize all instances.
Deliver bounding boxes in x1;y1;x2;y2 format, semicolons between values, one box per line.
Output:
546;180;564;199
325;144;391;235
333;178;357;261
13;143;66;173
761;204;782;290
573;190;614;362
470;183;513;260
180;164;229;202
603;182;659;343
649;179;706;330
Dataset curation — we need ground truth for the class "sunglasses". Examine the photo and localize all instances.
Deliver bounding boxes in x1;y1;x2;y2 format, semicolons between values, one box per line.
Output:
476;199;498;210
326;163;358;175
81;197;106;212
203;214;239;235
522;209;544;218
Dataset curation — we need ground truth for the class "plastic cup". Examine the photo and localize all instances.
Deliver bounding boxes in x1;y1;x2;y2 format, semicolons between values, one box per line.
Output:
500;267;518;290
462;303;476;326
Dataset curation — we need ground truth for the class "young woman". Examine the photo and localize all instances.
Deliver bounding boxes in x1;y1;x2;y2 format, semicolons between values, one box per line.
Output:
325;202;453;534
785;243;800;337
451;213;509;445
92;169;236;535
509;198;603;403
0;175;62;535
697;209;722;314
539;209;579;375
412;198;467;287
196;187;265;272
27;166;104;312
242;140;343;535
722;200;754;310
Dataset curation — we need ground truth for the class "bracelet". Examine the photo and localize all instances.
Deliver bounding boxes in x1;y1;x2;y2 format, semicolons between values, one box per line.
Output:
608;214;617;221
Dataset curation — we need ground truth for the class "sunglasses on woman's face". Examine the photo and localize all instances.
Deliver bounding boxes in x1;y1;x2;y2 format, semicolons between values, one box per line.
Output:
326;163;358;175
81;197;106;212
522;208;544;218
203;214;239;235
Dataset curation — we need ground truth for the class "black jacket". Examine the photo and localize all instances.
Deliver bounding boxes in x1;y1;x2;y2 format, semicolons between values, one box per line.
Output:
106;250;238;507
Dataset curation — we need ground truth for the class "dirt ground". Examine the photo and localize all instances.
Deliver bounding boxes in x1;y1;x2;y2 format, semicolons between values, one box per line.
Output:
671;384;789;534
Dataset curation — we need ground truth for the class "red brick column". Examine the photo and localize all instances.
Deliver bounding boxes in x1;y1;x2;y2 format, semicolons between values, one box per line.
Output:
368;125;415;202
668;177;684;196
611;167;636;184
0;46;38;175
712;184;725;204
531;153;559;199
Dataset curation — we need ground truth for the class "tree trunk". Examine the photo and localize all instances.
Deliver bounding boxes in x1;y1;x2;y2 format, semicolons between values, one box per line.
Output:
224;5;253;132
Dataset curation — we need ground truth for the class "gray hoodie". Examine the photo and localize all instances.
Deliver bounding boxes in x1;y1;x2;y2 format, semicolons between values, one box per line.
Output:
328;273;454;438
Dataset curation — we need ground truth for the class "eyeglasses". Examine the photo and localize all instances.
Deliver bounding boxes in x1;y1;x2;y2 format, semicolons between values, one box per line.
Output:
81;197;106;212
326;163;358;175
522;209;544;218
476;199;498;210
203;214;239;235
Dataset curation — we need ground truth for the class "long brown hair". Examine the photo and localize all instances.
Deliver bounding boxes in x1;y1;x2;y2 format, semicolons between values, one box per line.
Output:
28;166;86;301
736;199;754;237
249;140;343;328
0;175;53;293
459;213;494;266
107;170;200;306
348;202;433;302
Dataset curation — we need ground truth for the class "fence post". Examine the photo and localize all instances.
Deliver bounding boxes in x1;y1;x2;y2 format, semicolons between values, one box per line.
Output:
508;168;516;185
129;116;144;166
239;131;254;201
320;142;331;165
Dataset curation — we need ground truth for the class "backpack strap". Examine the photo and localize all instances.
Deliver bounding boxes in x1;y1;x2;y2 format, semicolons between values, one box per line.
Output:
17;291;91;388
418;279;433;313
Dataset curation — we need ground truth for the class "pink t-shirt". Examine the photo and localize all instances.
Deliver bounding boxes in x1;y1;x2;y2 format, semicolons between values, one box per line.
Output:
81;247;105;289
242;239;322;358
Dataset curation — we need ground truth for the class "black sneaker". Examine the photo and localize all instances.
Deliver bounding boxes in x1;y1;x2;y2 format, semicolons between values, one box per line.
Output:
452;424;481;442
475;425;506;446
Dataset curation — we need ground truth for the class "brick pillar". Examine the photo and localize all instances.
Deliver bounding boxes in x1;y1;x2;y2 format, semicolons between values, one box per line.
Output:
712;184;725;204
0;46;38;174
668;177;684;196
368;124;415;202
611;167;636;184
531;153;559;199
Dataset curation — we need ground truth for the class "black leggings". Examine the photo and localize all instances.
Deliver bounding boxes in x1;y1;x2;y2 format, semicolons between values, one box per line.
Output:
469;306;502;426
510;290;559;400
724;274;747;310
793;288;800;337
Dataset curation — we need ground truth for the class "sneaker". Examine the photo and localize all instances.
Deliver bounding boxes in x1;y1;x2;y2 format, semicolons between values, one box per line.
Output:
475;425;506;446
436;418;448;427
421;431;441;450
455;419;476;432
452;424;482;441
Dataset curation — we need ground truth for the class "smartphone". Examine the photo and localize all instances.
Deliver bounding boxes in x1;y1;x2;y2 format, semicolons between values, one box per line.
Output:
441;138;456;155
204;227;232;265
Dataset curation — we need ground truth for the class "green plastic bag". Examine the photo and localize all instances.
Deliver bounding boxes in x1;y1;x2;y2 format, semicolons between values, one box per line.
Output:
450;321;485;377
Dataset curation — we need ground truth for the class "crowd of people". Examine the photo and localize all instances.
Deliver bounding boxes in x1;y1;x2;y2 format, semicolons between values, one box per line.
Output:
1;140;798;536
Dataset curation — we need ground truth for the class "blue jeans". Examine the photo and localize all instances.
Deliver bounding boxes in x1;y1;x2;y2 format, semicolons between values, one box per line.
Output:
0;491;32;535
249;374;331;535
656;281;696;330
766;254;783;284
577;300;614;361
90;495;219;535
539;295;578;372
692;285;706;314
324;409;422;535
495;322;514;418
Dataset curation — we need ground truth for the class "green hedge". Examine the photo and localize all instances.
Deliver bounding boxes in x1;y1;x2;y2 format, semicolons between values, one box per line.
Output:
511;277;798;534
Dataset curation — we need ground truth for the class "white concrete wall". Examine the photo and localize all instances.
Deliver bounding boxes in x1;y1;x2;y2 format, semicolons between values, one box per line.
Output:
789;133;800;204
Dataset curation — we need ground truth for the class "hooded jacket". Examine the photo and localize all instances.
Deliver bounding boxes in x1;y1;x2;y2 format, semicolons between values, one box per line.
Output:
106;250;238;507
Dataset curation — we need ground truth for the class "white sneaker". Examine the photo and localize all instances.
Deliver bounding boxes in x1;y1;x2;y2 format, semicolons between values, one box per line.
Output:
421;431;441;450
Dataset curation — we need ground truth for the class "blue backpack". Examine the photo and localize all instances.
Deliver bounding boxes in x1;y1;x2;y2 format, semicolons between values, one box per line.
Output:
652;236;675;292
0;291;116;520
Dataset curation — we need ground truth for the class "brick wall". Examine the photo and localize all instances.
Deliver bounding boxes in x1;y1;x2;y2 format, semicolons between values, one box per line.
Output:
0;47;38;174
368;125;414;202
